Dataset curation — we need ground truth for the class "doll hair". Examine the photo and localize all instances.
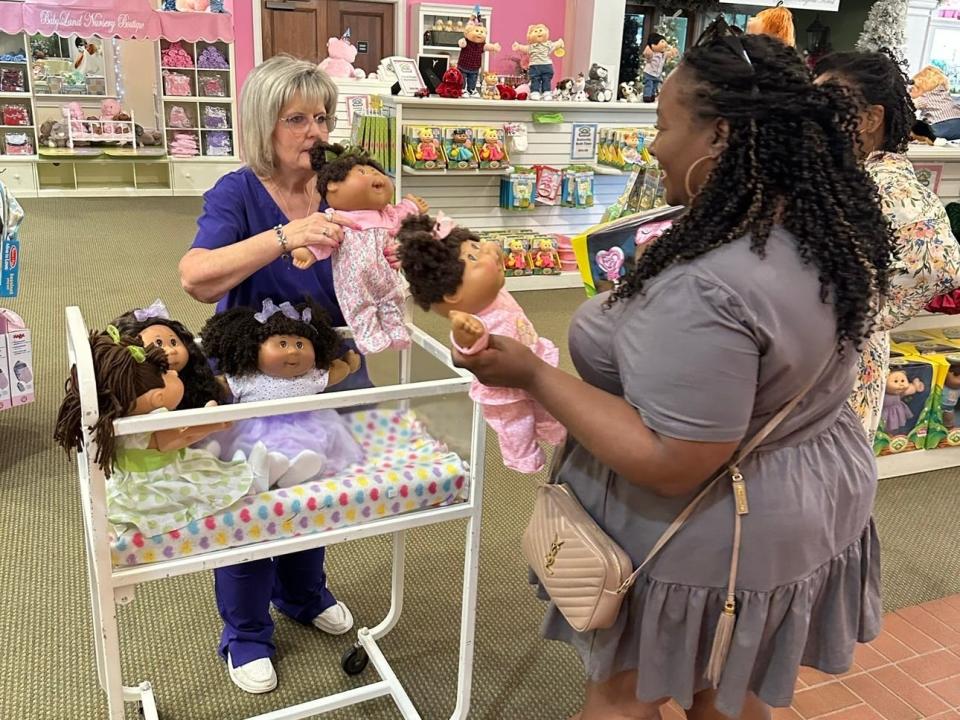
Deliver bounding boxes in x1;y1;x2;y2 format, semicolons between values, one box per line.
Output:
912;65;949;95
199;299;343;377
54;331;169;477
645;33;666;48
748;5;796;47
396;214;479;310
309;141;387;199
112;311;225;409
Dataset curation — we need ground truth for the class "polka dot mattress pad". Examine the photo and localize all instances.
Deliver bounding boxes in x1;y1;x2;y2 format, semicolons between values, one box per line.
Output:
109;409;470;568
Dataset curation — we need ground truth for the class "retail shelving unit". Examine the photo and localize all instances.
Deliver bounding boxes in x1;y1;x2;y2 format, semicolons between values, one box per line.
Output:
0;32;38;163
411;3;494;71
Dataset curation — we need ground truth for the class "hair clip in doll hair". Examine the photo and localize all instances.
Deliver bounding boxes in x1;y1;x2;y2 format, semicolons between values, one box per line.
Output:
105;324;146;363
432;212;456;240
254;298;313;325
132;298;171;323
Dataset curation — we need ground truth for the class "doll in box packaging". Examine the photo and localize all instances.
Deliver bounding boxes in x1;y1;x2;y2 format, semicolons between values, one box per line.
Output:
398;213;565;473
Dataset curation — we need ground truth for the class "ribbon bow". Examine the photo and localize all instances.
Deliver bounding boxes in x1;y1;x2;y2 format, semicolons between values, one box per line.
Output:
254;299;313;325
432;211;456;240
132;298;170;323
105;324;145;363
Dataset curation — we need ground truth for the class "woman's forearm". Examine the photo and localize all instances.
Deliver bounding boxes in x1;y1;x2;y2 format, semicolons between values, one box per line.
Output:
179;230;283;303
526;363;738;496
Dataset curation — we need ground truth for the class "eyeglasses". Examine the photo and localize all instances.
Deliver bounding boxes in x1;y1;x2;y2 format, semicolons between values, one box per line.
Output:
279;112;337;133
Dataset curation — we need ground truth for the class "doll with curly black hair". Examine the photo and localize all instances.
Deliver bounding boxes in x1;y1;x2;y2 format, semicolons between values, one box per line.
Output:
201;298;365;488
286;141;429;355
397;212;564;474
113;299;226;410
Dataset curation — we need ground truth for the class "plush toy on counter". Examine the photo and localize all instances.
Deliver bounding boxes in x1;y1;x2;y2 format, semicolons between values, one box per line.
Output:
555;78;574;101
319;29;367;80
113;299;226;410
436;65;465;98
53;327;263;535
572;73;588;102
291;142;428;354
39;119;68;148
456;8;501;96
512;24;564;100
200;300;365;488
619;81;641;102
398;213;566;473
481;71;500;100
585;63;614;102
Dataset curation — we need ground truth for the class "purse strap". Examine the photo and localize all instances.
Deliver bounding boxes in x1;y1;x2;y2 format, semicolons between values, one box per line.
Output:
616;355;832;593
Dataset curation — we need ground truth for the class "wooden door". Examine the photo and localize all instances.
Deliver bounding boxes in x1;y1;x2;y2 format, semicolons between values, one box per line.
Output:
325;1;395;76
261;0;327;62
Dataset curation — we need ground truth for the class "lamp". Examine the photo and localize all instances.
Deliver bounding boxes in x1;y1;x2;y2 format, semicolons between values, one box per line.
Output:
805;14;830;53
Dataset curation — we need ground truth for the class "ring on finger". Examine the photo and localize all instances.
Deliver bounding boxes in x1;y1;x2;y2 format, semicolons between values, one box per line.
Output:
324;208;335;221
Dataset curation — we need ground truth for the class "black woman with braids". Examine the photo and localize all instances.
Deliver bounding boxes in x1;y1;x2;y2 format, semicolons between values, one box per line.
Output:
813;51;960;440
454;20;891;720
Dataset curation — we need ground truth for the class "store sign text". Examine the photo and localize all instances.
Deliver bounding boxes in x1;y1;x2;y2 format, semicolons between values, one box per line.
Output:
37;10;146;35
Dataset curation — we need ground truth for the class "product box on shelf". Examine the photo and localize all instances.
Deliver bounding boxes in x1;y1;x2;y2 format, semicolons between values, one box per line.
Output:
889;331;960;449
0;182;23;298
474;127;508;169
562;167;595;208
402;126;445;170
0;308;32;410
477;230;563;276
444;127;478;170
500;169;536;210
873;353;942;456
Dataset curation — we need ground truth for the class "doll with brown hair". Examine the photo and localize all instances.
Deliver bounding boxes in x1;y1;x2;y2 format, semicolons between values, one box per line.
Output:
746;3;796;47
53;327;263;536
200;299;365;488
113;298;226;409
288;142;429;355
397;213;565;473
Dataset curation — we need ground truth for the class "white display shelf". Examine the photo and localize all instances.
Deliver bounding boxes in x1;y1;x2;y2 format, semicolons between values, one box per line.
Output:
505;271;582;292
401;165;511;176
381;96;649;111
0;91;30;99
162;95;231;103
878;445;960;479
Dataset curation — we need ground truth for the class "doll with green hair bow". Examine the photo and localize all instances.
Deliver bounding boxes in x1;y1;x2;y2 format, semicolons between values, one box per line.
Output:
54;326;268;536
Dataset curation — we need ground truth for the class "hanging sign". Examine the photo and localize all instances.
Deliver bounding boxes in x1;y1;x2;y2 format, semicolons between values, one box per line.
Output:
571;123;598;161
720;0;839;10
344;95;369;128
913;164;944;194
23;7;160;37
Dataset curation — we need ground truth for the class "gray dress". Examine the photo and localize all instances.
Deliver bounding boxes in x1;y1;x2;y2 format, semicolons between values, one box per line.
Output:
543;228;882;716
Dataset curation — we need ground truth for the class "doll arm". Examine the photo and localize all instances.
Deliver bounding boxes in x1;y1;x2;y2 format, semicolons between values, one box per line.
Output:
327;350;362;387
643;46;654;59
291;246;320;269
552;39;565;52
512;42;530;53
449;311;489;355
485;41;502;52
151;405;232;451
381;196;426;234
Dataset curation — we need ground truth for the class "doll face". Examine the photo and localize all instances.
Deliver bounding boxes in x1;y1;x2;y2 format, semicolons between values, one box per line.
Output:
139;324;189;372
419;127;434;142
527;24;549;43
947;367;960;388
259;334;316;379
434;239;504;316
886;371;910;395
326;163;394;212
464;23;488;43
132;370;184;415
483;128;499;142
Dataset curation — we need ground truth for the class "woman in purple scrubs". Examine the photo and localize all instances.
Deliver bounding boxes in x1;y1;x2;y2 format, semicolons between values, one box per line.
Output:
178;56;365;695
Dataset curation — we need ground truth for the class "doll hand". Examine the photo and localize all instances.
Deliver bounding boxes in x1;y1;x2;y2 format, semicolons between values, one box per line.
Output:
343;350;362;373
450;311;486;349
512;41;522;52
383;243;401;270
911;378;926;393
452;333;542;390
458;38;467;48
291;247;318;269
405;193;430;213
489;42;502;53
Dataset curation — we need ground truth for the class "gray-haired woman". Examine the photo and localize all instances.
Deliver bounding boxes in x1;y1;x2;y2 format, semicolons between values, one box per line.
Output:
178;55;368;695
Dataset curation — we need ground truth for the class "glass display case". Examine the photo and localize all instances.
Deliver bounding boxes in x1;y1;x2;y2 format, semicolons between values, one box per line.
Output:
29;34;110;97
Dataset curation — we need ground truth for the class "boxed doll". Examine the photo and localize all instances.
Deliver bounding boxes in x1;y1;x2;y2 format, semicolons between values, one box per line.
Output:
444;127;478;170
500;170;536;210
0;308;32;411
530;235;561;275
873;353;942;455
402;126;445;171
475;127;508;170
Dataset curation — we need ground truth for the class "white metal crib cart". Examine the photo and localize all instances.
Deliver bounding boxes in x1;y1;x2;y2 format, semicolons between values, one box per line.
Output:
65;306;487;720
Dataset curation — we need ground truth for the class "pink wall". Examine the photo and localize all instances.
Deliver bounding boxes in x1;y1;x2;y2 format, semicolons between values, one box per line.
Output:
231;0;567;91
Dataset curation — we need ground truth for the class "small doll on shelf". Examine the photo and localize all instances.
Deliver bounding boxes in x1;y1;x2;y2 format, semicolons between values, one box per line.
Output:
200;299;365;488
113;298;227;411
532;238;559;271
481;71;500;101
505;238;529;272
290;142;429;355
882;369;925;436
479;128;505;162
398;214;566;473
415;127;439;162
54;328;263;536
447;128;475;163
512;24;564;101
456;10;501;97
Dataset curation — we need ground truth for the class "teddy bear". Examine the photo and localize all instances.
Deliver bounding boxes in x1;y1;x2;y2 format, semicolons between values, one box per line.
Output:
585;64;613;102
319;35;367;80
39;119;68;148
436;66;464;98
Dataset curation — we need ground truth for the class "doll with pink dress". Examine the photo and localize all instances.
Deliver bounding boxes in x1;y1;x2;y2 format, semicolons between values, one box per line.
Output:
397;213;566;473
290;142;429;355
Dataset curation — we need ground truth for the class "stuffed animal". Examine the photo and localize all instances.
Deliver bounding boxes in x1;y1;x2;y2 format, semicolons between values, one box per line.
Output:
39;119;68;148
497;83;517;100
436;66;465;98
481;71;500;100
746;5;796;47
64;101;85;133
555;78;574;101
135;125;163;146
572;73;588;102
100;98;121;134
585;64;613;102
319;33;367;80
619;81;640;103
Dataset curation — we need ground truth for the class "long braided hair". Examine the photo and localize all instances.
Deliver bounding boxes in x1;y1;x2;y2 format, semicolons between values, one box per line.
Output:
614;25;892;351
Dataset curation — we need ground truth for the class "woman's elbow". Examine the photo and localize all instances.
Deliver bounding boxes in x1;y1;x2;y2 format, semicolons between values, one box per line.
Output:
178;258;221;304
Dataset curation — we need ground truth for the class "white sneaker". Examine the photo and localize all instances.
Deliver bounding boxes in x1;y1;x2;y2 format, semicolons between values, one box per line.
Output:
529;91;542;101
227;653;277;694
312;601;354;635
276;451;325;488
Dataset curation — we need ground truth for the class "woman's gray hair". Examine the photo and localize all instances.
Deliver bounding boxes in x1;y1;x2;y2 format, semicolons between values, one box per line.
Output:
239;55;338;177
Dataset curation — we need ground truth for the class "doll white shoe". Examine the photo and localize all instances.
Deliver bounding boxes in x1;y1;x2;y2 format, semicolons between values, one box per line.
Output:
227;653;277;694
529;91;542;101
276;451;325;487
200;439;222;457
266;452;291;486
246;442;271;494
312;601;354;635
542;91;553;101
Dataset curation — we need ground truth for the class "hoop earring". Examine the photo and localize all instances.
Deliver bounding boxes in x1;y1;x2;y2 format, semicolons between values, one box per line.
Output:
684;155;716;201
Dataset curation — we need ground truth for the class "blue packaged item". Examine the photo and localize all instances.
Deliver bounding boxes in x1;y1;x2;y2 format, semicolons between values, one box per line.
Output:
0;178;24;297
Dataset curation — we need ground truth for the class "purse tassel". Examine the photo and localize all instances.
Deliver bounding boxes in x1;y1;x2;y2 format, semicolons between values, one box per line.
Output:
706;597;736;686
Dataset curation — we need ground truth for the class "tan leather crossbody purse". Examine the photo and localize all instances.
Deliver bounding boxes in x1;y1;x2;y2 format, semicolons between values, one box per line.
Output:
522;368;823;685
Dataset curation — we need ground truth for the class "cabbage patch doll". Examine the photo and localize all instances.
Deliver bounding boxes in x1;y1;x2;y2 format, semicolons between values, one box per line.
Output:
397;213;565;473
200;299;365;488
290;142;429;355
53;327;262;536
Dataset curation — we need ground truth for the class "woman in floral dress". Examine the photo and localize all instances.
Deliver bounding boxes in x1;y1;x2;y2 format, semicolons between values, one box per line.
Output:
815;51;960;438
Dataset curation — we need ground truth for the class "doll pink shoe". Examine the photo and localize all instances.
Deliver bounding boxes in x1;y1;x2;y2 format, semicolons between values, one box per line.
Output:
312;601;354;635
227;653;277;694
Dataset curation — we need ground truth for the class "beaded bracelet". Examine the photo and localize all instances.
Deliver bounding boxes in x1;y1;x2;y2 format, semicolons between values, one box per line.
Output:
274;224;289;256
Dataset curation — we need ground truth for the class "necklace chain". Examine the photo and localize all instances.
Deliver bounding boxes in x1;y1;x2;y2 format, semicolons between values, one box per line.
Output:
269;177;316;221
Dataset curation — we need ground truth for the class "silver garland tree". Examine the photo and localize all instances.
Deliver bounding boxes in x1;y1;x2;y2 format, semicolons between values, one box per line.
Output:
856;0;908;62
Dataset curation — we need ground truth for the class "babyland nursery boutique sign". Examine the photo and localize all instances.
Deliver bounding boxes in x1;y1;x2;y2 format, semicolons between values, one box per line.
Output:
26;8;157;36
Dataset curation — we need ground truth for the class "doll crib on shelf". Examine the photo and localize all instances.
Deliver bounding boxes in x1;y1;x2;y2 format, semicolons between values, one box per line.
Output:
65;305;486;720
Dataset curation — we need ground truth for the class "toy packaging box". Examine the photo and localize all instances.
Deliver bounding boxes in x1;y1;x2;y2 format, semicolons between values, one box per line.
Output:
474;126;509;169
873;353;942;456
500;169;536;210
0;181;23;298
478;230;562;276
0;308;32;411
444;127;478;170
401;126;445;170
891;331;960;449
562;167;595;209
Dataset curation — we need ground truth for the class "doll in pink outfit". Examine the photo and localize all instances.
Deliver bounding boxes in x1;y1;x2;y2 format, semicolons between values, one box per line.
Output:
397;213;565;473
291;142;429;355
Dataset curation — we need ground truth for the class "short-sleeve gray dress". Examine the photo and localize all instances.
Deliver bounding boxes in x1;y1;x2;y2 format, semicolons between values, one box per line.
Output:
543;228;882;716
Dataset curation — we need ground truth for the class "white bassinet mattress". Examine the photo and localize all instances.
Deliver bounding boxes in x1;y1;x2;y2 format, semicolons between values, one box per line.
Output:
109;409;470;568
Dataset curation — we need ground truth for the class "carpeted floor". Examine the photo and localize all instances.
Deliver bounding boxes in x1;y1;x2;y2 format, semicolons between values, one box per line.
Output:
1;198;959;720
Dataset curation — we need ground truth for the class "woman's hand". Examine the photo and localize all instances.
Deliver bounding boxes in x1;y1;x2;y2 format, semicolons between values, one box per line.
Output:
384;243;401;270
452;334;544;390
284;211;360;252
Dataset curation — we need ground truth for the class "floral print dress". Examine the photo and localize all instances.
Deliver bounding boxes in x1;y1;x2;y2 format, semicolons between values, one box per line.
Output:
850;151;960;438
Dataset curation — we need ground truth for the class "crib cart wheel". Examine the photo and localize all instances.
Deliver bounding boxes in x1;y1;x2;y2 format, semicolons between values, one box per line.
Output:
341;644;369;675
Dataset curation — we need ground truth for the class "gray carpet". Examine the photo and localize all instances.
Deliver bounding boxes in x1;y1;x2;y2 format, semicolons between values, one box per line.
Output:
1;198;958;720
